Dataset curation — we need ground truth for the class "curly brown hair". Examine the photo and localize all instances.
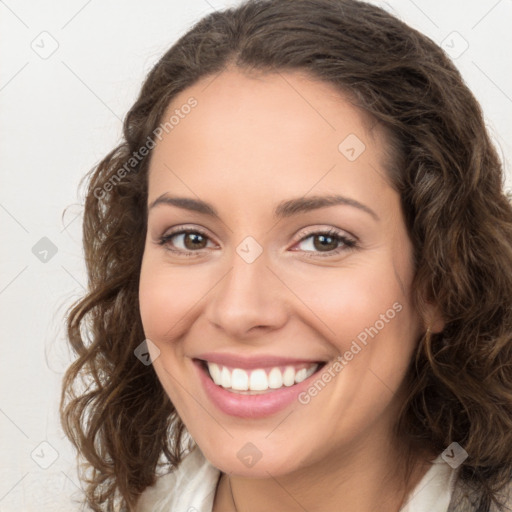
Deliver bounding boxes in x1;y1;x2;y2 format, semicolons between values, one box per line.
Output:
60;0;512;510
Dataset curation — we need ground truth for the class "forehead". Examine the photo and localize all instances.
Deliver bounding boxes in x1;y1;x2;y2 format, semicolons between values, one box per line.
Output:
147;68;394;215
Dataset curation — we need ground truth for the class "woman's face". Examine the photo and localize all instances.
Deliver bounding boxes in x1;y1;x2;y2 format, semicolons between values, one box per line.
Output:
139;68;431;477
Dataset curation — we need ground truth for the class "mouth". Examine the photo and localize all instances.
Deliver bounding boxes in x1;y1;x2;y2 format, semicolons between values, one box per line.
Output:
195;358;327;395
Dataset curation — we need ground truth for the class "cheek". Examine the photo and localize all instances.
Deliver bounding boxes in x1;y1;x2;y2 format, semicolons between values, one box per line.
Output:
334;276;418;392
287;258;412;346
287;259;419;394
138;263;171;340
138;252;209;340
138;255;197;405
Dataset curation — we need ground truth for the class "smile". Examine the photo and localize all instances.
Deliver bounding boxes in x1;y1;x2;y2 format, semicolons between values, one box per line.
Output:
204;361;320;394
193;355;327;418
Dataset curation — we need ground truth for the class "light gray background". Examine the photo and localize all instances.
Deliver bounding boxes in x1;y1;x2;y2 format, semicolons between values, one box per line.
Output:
1;1;511;510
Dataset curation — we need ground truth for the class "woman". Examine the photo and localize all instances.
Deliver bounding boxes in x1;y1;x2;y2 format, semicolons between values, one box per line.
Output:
60;0;512;511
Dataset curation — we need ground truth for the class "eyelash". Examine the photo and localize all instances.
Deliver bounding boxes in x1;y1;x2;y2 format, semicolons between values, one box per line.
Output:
157;226;358;259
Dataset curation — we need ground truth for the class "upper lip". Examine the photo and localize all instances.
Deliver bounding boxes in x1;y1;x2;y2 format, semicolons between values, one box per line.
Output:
194;352;325;369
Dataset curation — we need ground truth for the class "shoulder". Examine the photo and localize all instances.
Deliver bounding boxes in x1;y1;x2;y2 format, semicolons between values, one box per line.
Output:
135;445;221;512
447;476;512;512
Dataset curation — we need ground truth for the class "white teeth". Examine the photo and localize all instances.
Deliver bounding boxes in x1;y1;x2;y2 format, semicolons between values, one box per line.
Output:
206;362;319;392
231;369;249;391
220;366;231;388
296;365;317;383
209;362;222;385
294;368;308;383
249;369;268;391
268;367;283;389
283;366;295;387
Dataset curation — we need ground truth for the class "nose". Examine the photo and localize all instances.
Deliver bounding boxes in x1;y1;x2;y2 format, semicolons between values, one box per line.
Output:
205;249;289;340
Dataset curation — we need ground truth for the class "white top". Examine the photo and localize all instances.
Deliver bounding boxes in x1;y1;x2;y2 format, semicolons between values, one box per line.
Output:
135;446;459;512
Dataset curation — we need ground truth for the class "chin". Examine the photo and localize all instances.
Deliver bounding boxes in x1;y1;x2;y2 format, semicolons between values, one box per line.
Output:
198;439;307;478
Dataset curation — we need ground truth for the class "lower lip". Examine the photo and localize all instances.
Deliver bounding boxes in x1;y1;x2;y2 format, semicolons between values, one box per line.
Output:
194;360;323;419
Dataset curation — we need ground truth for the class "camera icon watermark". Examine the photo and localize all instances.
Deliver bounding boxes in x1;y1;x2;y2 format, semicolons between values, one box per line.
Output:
236;236;263;264
441;31;469;60
441;441;468;469
30;441;59;469
30;31;59;60
236;442;263;468
338;133;366;162
32;237;58;263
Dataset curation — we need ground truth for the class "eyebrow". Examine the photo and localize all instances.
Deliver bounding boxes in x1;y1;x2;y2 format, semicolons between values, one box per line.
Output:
149;193;379;221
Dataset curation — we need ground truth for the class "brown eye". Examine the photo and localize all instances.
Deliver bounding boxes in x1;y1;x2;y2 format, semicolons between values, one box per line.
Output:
158;229;214;254
294;229;357;258
312;234;340;252
181;232;208;250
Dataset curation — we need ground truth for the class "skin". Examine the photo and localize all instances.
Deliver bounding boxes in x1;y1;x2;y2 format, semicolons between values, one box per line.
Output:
138;68;444;511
